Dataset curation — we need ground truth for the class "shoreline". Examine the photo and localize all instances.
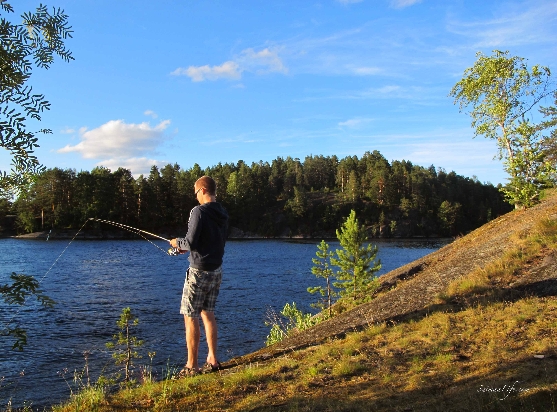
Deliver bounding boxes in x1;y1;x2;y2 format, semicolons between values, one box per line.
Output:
4;229;448;241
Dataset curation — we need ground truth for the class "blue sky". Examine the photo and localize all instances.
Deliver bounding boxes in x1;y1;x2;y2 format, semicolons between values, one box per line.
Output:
3;0;557;185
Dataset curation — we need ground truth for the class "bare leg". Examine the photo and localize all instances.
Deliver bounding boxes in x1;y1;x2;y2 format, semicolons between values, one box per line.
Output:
184;315;200;370
200;310;218;365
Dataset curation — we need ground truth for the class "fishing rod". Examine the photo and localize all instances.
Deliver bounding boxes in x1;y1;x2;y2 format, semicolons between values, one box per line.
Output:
88;218;183;255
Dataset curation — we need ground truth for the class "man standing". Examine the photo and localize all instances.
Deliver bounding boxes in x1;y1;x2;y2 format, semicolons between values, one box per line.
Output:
170;176;228;377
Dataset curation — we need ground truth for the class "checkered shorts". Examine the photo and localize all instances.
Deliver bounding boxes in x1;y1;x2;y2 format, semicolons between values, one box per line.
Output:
180;266;222;317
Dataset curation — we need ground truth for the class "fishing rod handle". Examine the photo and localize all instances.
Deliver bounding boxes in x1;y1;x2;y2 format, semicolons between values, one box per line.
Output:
167;247;186;256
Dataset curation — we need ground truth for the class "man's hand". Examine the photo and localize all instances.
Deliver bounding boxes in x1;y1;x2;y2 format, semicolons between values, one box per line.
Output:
169;238;187;254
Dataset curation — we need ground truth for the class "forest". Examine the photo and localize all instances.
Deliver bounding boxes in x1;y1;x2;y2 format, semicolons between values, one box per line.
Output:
0;151;512;239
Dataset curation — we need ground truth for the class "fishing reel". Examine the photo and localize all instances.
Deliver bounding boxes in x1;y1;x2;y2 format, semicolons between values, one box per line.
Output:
167;247;182;256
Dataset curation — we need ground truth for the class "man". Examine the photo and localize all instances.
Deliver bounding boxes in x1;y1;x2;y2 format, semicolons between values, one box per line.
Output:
170;176;229;376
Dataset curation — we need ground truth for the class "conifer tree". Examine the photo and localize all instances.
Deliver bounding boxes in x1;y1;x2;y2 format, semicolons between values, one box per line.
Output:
331;210;381;300
308;240;337;317
106;307;144;383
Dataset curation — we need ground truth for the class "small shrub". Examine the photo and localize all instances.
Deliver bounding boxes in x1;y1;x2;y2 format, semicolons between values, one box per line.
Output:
265;302;318;346
106;307;144;384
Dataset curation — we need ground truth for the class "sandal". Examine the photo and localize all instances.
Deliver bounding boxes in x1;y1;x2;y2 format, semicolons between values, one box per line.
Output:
174;366;199;379
201;361;221;374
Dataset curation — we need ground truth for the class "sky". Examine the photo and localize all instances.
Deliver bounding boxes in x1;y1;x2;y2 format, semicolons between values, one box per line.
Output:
2;0;557;186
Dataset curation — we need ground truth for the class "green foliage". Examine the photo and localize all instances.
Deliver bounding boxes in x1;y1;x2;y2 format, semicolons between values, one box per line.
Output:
307;240;337;317
0;272;55;350
106;307;144;384
539;92;557;182
265;302;318;346
331;210;381;300
499;120;555;208
0;1;73;194
285;186;308;218
438;201;461;235
450;50;556;208
6;152;512;238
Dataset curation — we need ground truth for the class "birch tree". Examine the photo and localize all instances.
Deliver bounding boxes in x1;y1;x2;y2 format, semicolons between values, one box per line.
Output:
450;50;555;208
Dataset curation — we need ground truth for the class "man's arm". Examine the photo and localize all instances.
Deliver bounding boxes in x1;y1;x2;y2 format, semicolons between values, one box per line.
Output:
170;207;202;251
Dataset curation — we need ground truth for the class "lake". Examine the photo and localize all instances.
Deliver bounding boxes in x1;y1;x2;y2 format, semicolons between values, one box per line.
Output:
0;237;449;409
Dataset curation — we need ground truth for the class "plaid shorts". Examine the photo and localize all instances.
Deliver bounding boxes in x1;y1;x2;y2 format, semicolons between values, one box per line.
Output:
180;266;222;317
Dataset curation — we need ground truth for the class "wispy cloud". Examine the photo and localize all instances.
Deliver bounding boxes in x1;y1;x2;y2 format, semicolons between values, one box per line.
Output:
237;48;288;75
172;47;287;82
338;117;374;128
336;0;364;4
144;110;158;119
350;66;382;76
172;61;242;82
390;0;422;9
302;84;439;102
446;1;557;49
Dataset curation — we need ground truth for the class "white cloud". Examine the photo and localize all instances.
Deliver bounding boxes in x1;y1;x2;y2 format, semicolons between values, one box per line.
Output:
171;47;287;82
57;119;171;159
97;157;168;177
144;110;158;119
338;118;374;128
390;0;422;9
61;127;76;134
172;61;242;82
238;48;288;75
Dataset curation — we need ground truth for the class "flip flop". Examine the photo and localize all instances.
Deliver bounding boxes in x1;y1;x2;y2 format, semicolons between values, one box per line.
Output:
174;366;199;379
201;361;221;374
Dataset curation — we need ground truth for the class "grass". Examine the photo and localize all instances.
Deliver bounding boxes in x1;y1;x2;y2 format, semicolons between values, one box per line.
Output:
52;296;557;411
444;217;557;301
51;199;557;411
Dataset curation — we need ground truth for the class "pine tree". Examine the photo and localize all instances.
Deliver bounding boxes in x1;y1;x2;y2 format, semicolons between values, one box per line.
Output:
106;307;143;383
331;210;382;301
307;240;337;317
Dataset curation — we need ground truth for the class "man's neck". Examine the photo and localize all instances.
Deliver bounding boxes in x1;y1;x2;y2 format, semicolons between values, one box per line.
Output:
199;195;217;205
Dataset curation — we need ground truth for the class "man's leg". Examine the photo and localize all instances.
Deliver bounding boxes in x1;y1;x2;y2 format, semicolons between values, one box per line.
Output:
200;310;218;366
184;315;200;370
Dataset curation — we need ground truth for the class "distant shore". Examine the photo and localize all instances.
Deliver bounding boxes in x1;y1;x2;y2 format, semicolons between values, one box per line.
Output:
6;228;325;241
6;228;443;241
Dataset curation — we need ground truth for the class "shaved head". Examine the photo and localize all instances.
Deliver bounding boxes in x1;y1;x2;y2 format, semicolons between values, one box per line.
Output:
195;176;217;195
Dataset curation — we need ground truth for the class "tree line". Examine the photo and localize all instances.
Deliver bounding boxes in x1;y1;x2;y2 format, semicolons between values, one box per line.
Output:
2;150;512;238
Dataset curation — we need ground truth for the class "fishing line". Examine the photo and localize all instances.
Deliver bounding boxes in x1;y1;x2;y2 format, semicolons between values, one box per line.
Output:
0;218;91;342
1;218;181;340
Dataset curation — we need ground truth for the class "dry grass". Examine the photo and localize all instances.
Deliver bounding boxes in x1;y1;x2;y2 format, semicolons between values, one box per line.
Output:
57;296;555;412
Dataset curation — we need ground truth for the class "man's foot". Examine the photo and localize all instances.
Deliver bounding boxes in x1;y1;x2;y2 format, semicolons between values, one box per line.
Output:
201;361;222;374
174;366;199;379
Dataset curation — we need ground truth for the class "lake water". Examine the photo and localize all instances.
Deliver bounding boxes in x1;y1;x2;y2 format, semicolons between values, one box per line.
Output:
0;237;449;409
